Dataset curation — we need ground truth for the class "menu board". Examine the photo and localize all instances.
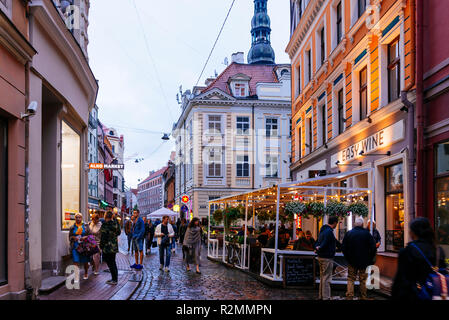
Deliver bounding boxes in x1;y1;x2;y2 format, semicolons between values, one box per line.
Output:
283;256;315;287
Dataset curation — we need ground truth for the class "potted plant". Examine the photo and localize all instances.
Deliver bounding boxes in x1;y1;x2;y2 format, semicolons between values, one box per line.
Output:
284;201;306;220
325;200;349;218
347;201;369;217
307;201;326;218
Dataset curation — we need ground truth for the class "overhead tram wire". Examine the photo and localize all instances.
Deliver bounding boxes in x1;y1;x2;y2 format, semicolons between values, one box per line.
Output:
195;0;236;87
132;0;175;123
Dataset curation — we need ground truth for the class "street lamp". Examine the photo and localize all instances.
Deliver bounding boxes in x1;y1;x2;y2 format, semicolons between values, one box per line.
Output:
162;133;170;141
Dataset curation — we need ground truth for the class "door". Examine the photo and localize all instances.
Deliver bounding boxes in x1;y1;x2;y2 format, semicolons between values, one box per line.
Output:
0;118;7;285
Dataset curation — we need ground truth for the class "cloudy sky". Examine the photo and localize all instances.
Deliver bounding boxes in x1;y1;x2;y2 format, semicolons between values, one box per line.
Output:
88;0;290;189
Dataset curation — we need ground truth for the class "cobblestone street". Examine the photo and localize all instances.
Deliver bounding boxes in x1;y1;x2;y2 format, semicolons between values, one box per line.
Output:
127;238;383;300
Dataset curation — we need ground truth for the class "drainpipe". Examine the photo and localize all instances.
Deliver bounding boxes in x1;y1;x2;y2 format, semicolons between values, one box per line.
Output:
415;0;424;217
400;0;417;230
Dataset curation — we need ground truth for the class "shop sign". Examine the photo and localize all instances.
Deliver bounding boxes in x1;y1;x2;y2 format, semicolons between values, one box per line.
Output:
330;120;404;168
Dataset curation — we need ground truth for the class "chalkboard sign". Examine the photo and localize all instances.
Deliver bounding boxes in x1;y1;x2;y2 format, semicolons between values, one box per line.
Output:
283;256;315;287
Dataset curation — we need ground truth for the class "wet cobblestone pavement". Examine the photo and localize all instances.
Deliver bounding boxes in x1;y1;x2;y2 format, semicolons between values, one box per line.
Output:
128;242;384;300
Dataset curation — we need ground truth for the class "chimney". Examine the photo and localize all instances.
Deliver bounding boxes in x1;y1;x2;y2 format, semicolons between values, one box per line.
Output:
231;52;244;64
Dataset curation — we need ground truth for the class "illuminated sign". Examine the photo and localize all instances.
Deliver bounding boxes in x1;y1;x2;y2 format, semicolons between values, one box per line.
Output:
331;120;404;168
89;163;124;170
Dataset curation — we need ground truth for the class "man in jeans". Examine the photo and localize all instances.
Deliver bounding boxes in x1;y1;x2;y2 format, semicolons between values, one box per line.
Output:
314;216;340;300
155;215;175;272
342;217;377;300
130;210;145;270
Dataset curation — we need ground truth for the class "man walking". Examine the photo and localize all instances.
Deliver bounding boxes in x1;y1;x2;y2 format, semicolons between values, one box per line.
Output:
155;215;175;272
342;217;377;300
314;216;340;300
130;210;145;270
124;216;133;254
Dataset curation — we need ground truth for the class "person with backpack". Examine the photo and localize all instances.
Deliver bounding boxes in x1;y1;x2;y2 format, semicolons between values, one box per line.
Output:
155;215;175;272
392;217;448;300
314;216;340;300
342;217;377;300
99;211;121;285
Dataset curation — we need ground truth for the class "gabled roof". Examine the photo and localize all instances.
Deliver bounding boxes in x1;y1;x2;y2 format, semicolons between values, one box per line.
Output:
139;166;167;186
202;62;279;97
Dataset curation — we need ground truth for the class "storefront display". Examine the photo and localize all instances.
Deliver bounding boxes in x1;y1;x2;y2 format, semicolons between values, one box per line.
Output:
436;141;449;258
61;121;81;230
0;118;7;285
385;163;404;252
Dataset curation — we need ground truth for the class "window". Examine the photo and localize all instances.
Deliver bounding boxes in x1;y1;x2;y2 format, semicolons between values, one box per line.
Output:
236;155;250;177
296;65;301;97
385;163;404;252
189;149;193;180
61;121;81;230
234;82;247;97
208;115;221;134
0;118;6;285
320;27;326;66
321;104;326;146
306;49;312;83
265;155;278;178
338;89;345;134
297;127;302;159
307;117;313;153
359;67;368;120
0;0;11;18
209;196;220;217
207;148;222;177
388;38;401;103
358;0;366;19
113;176;118;189
266;118;278;137
336;2;342;43
436;141;449;259
236;117;250;135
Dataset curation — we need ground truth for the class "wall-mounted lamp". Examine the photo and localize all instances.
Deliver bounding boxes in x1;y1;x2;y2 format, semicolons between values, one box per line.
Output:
359;150;391;156
367;116;373;124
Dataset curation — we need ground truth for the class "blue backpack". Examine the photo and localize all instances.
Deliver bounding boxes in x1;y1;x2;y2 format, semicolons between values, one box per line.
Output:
410;243;449;300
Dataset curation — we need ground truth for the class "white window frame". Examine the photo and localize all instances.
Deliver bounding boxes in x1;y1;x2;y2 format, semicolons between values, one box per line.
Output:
265;155;279;178
265;117;279;137
233;81;248;97
207;115;222;135
236;154;250;177
304;47;312;85
331;0;345;51
315;18;327;72
351;52;370;125
317;100;327;147
332;76;346;138
0;0;12;19
350;0;368;27
206;148;222;178
236;116;250;135
305;113;313;155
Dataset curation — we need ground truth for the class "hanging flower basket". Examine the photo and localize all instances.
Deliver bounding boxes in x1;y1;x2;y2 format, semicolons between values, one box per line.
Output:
284;201;306;221
325;200;349;218
347;201;369;217
256;210;270;223
307;201;326;218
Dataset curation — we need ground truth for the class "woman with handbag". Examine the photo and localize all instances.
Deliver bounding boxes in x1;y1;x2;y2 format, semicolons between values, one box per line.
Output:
183;217;203;274
89;213;102;275
69;213;90;280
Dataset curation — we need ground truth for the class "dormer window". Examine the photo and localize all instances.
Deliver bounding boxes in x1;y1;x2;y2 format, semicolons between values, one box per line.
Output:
233;82;248;97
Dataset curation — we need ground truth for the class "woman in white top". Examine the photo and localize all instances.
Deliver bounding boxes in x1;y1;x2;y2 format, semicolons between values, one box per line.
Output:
89;213;102;275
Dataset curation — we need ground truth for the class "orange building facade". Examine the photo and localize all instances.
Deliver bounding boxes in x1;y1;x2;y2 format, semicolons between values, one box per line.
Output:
287;0;416;289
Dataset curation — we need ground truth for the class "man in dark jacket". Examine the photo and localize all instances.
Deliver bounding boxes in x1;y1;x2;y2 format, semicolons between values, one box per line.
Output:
100;211;121;285
342;217;377;300
314;216;339;300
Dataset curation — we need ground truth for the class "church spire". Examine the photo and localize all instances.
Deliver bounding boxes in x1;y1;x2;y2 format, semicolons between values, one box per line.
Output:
248;0;275;65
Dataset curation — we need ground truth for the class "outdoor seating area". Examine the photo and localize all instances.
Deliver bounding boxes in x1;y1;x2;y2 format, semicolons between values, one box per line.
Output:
207;169;375;287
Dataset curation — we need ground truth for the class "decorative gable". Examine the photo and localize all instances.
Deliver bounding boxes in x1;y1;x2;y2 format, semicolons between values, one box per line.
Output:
194;88;236;102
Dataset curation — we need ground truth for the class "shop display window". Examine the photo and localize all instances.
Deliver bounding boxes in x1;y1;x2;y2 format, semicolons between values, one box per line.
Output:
436;141;449;259
61;121;81;230
0;118;7;285
385;163;404;252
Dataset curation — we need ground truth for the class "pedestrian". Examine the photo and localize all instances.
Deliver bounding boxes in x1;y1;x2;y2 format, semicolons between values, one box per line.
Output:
124;216;133;254
147;220;155;254
294;230;315;251
130;209;145;270
305;230;316;246
392;217;447;300
179;218;188;245
69;213;90;280
171;218;178;254
155;215;175;272
89;213;102;276
314;216;340;300
99;211;121;285
183;217;203;274
342;217;377;300
367;220;382;249
143;216;150;255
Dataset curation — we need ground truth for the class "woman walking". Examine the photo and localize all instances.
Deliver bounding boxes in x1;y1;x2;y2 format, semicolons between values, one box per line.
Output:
89;213;102;275
392;217;447;300
100;211;121;285
69;213;90;280
183;217;203;274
